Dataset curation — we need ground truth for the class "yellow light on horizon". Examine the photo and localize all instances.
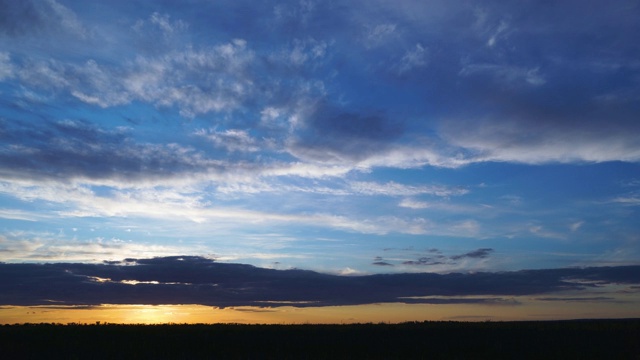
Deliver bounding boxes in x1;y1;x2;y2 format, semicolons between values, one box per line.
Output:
1;289;639;325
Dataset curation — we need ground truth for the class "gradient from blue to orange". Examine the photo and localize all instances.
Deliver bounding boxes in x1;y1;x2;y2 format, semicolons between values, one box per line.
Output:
0;0;639;324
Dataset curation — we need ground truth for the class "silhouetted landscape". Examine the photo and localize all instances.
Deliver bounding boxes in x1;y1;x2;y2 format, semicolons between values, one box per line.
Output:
2;319;638;359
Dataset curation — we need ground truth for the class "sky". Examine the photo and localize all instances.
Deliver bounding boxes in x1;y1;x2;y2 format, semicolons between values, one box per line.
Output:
1;0;639;323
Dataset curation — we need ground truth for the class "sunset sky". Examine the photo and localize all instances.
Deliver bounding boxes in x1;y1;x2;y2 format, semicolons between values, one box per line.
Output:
1;0;639;323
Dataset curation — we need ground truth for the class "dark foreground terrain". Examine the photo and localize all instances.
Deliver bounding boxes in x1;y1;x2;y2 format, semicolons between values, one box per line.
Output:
1;319;638;359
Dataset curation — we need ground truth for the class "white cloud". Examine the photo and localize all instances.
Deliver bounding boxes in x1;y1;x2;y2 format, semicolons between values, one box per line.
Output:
529;225;565;240
399;198;430;209
213;178;468;202
196;128;261;153
0;177;483;237
17;59;71;90
260;162;352;179
0;232;201;263
357;143;471;169
611;195;640;206
397;43;427;74
439;117;640;165
149;12;188;36
46;0;88;39
350;181;468;197
7;39;255;117
284;38;328;67
121;42;255;117
0;53;15;81
486;20;509;47
260;107;283;123
336;267;366;276
363;23;397;48
0;209;42;222
570;221;584;232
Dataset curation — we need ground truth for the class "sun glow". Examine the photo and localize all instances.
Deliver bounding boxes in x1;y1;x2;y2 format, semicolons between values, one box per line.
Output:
2;290;640;325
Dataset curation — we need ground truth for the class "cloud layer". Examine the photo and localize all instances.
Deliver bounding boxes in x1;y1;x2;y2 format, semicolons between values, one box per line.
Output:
1;256;639;308
0;0;639;276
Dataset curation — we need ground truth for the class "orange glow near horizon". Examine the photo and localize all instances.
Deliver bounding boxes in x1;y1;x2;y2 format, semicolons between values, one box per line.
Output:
2;292;639;325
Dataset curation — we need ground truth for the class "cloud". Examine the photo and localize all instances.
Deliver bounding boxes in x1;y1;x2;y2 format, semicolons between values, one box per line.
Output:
372;256;394;266
363;23;397;48
402;257;444;266
3;1;638;172
0;0;87;38
0;118;217;185
398;198;430;209
570;221;584;232
450;248;493;260
486;20;509;47
196;128;262;153
0;209;41;222
133;12;189;39
0;52;14;80
438;115;640;165
288;102;404;164
1;256;638;307
396;43;427;74
5;38;255;116
0;117;358;190
400;248;493;268
350;181;467;197
372;261;394;266
276;38;328;68
611;195;640;206
0;182;446;236
0;233;202;263
0;1;639;285
535;297;618;303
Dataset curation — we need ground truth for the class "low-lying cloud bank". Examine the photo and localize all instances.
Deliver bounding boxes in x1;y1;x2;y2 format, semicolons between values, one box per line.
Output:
1;256;638;308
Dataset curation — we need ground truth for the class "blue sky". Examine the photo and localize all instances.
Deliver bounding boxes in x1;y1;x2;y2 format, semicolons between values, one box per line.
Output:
1;0;639;278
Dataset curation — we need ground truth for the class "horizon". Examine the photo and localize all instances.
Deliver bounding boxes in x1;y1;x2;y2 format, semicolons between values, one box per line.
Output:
1;0;639;324
1;256;639;324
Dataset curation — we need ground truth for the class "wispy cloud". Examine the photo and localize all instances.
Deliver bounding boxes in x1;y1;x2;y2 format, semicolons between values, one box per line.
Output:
0;233;202;263
0;0;87;38
396;43;427;74
363;23;397;48
349;181;468;197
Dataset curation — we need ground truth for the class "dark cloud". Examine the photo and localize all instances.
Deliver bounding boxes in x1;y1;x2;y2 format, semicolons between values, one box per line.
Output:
372;256;394;266
451;248;493;260
435;1;640;164
289;102;404;163
399;297;520;306
1;256;638;308
372;261;394;267
401;248;493;266
0;118;213;183
402;257;444;266
536;297;617;302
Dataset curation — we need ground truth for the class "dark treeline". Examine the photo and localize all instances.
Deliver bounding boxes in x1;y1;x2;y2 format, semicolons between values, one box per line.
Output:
1;319;639;359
